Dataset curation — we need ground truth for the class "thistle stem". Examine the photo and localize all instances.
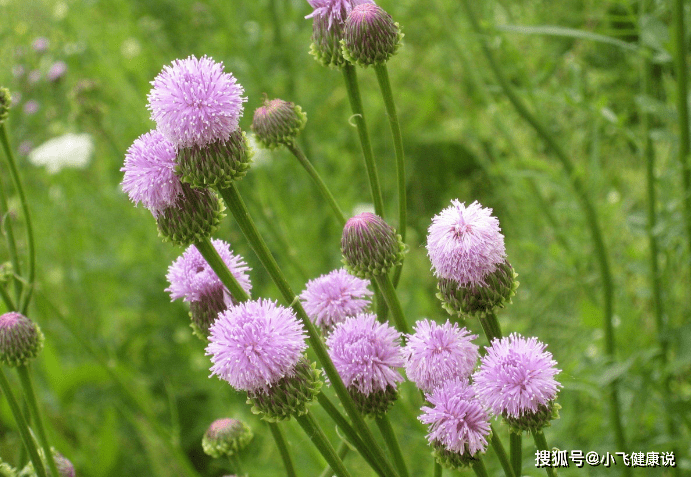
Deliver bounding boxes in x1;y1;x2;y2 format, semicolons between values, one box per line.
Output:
490;426;515;477
458;0;627;457
434;462;442;477
16;365;60;477
341;64;385;218
319;440;351;477
373;64;406;243
218;183;399;477
531;430;557;477
228;453;244;476
471;457;490;477
0;124;35;314
673;0;691;275
317;393;389;477
479;312;503;344
375;414;410;477
0;367;48;477
295;411;353;477
0;174;22;302
0;285;15;311
268;422;297;477
285;141;346;226
194;237;250;302
373;273;409;334
509;432;522;477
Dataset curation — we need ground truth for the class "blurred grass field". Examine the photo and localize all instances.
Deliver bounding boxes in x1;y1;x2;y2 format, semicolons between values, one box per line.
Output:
0;0;690;475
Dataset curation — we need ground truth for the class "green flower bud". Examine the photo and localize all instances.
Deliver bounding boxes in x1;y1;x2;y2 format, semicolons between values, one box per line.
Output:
156;184;224;247
504;401;561;434
309;15;349;69
189;288;226;340
341;213;406;278
0;312;44;368
0;87;11;124
350;384;398;418
342;4;403;67
202;418;253;459
251;97;307;149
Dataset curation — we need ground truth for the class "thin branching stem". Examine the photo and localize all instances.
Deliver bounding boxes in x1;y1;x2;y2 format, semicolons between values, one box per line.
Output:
0;174;22;302
268;422;297;477
295;411;353;477
375;414;410;477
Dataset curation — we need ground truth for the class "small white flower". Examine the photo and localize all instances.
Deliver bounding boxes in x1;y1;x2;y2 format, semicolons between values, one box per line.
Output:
28;133;94;173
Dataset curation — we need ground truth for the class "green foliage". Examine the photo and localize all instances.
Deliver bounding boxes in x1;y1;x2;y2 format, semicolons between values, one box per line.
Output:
1;0;690;475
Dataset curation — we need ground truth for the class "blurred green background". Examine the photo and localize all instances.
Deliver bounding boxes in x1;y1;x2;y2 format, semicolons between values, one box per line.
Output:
0;0;689;475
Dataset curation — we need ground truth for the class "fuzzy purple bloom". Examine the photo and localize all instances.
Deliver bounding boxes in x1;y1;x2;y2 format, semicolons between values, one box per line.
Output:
427;200;506;287
47;61;67;81
326;313;404;394
147;55;246;148
473;333;561;419
300;268;372;332
206;299;307;392
305;0;375;29
166;238;251;303
23;100;39;115
32;37;49;52
419;379;491;456
404;319;479;393
121;129;182;217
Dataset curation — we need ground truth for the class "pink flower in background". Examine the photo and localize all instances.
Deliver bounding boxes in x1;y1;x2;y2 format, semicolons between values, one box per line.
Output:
18;141;33;156
23;100;39;115
32;37;49;52
47;61;67;81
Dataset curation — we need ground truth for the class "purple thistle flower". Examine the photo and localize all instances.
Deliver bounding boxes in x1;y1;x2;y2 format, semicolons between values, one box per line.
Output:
473;333;561;419
404;319;479;393
419;379;490;457
427;200;506;287
166;238;251;303
326;313;404;395
121;129;182;217
147;55;246;148
305;0;375;29
47;61;67;82
300;268;372;332
206;299;307;392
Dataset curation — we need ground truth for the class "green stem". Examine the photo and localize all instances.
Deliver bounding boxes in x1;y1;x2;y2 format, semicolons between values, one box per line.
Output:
295;411;353;477
0;285;15;311
268;422;297;477
641;2;678;471
531;431;557;477
434;462;442;477
218;183;398;477
341;64;385;218
373;273;409;334
459;0;627;456
471;457;490;477
319;440;351;477
194;237;250;302
228;453;244;476
373;64;406;243
674;0;691;272
0;124;35;314
0;367;47;477
509;432;522;477
0;174;22;302
490;426;515;477
375;415;409;477
479;312;503;345
17;365;60;477
316;390;389;477
285;142;346;226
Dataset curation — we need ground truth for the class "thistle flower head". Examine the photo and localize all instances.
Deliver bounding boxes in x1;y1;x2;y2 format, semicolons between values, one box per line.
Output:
341;212;405;278
0;87;11;124
155;184;224;247
473;333;561;422
251;97;307;149
300;268;372;333
342;4;402;67
404;319;479;393
202;418;253;459
147;55;246;148
419;379;490;461
326;313;404;395
0;312;44;367
207;299;307;392
166;239;251;303
427;200;506;287
121;129;181;217
305;0;375;29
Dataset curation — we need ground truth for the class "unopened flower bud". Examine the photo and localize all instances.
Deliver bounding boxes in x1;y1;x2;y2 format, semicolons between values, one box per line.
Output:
0;87;11;124
18;448;74;477
341;213;406;278
156;184;224;247
176;129;253;189
342;4;403;67
202;418;253;459
251;97;307;149
504;401;561;434
0;312;44;367
189;288;226;340
309;15;349;69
